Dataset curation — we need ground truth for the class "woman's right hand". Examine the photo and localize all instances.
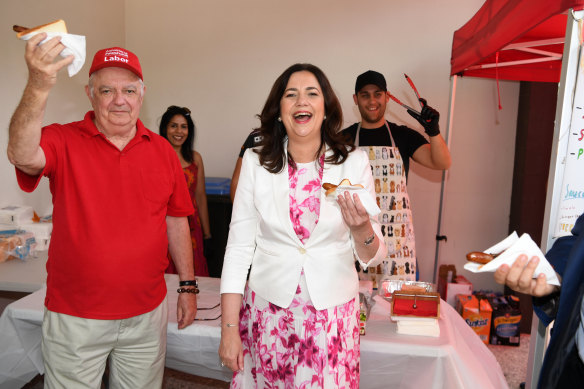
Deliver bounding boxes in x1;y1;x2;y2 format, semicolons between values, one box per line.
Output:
218;326;244;372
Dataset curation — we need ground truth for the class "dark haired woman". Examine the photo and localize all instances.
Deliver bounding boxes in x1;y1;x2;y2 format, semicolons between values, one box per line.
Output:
219;64;386;387
160;105;210;276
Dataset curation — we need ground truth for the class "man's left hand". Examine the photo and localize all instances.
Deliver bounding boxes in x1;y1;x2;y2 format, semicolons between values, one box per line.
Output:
494;254;559;297
407;98;440;137
177;293;197;329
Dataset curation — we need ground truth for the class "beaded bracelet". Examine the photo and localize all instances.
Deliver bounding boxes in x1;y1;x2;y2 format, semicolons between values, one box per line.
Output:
177;287;200;294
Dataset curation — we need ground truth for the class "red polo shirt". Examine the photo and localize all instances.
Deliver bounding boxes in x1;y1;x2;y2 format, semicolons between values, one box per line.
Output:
16;111;194;319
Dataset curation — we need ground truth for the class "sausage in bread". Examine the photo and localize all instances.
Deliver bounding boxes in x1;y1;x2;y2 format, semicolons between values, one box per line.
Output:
14;19;67;39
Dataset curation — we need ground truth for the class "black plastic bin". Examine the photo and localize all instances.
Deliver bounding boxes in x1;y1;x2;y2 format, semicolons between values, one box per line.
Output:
204;177;232;278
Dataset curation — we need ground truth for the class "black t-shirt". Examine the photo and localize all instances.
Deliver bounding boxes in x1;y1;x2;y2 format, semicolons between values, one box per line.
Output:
341;121;428;179
238;130;264;158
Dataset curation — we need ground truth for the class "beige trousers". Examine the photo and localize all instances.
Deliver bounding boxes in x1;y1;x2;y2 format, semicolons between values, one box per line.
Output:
41;298;168;389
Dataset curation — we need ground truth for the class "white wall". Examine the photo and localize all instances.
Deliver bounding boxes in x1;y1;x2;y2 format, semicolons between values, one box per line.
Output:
1;0;125;216
1;0;517;291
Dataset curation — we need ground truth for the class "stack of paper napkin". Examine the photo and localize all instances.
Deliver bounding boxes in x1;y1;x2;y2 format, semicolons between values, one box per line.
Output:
392;316;440;337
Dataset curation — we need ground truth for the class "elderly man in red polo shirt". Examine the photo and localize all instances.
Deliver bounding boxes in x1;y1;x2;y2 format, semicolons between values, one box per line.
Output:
7;33;197;388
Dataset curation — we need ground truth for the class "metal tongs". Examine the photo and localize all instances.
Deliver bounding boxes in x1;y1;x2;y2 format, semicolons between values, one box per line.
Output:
388;74;424;116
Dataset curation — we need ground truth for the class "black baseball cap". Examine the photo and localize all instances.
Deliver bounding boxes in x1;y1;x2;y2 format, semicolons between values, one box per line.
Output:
355;70;387;94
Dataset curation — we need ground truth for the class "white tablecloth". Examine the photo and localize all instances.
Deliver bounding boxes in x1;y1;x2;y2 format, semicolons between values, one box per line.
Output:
0;275;508;389
0;252;47;293
360;296;508;388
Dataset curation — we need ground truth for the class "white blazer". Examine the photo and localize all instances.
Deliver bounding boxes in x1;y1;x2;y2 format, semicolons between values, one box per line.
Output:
220;146;386;310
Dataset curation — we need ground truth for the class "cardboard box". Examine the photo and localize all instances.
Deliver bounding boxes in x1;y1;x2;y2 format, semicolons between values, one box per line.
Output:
488;294;521;346
438;275;473;307
437;264;456;296
456;294;492;344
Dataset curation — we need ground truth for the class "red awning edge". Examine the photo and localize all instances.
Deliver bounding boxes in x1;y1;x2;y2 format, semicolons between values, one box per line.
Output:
451;0;584;82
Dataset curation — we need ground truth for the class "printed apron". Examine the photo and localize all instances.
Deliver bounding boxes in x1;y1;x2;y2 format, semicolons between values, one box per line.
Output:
356;123;416;282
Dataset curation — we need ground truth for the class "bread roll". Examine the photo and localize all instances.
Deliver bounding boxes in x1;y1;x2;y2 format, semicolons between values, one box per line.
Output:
0;236;18;263
15;19;67;38
400;284;427;293
322;178;364;197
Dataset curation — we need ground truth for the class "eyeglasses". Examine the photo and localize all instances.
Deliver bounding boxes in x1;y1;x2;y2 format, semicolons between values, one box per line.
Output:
197;303;219;310
193;303;221;321
194;314;221;321
167;105;191;116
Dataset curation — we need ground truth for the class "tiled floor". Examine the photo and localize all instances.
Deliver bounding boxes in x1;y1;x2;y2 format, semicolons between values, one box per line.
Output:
487;334;530;389
22;369;230;389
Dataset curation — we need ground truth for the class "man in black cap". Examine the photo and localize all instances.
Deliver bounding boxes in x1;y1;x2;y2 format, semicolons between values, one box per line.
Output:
342;70;451;282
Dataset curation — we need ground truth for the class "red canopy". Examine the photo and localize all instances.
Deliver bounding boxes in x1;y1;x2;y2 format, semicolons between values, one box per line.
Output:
451;0;584;82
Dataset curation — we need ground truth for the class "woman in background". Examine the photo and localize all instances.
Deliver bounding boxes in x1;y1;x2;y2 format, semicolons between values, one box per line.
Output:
219;64;386;387
160;105;211;276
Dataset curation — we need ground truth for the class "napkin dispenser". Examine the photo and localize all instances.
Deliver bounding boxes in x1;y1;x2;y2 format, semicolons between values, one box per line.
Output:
391;291;440;319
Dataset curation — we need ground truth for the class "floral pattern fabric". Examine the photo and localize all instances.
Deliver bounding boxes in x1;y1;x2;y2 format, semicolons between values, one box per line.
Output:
231;156;360;388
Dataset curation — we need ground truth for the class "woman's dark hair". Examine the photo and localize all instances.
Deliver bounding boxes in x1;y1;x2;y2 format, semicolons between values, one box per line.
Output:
255;63;353;173
159;105;195;163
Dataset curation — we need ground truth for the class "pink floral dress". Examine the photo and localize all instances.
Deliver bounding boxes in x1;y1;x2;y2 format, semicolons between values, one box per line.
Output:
231;156;361;389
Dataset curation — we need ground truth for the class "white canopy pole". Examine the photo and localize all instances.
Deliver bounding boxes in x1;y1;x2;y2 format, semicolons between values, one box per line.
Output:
527;9;583;389
432;75;457;283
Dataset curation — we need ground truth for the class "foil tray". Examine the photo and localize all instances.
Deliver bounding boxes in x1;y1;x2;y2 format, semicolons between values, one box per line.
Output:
379;280;436;300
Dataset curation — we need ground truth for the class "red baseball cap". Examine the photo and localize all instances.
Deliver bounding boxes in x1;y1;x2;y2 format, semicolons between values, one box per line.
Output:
89;47;143;80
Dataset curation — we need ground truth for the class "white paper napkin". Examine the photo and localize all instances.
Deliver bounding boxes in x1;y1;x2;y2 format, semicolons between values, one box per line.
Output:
326;185;381;216
19;32;86;77
464;232;561;286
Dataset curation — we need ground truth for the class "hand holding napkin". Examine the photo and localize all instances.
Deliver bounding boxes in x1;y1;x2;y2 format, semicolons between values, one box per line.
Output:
464;232;561;286
19;32;86;77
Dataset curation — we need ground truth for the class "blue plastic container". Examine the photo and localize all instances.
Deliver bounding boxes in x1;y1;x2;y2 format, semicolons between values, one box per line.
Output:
205;177;231;196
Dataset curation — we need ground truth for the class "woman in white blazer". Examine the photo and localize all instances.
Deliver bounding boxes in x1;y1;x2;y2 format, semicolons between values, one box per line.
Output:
219;63;386;388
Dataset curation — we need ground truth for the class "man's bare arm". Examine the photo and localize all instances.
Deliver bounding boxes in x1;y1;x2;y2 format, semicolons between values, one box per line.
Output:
7;33;73;175
167;215;197;329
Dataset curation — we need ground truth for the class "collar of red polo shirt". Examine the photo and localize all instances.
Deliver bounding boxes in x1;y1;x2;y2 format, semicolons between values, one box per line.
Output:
89;47;143;80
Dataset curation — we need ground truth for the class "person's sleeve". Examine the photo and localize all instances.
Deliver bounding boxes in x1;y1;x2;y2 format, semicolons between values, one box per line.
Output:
350;150;387;269
166;147;195;217
403;125;429;157
220;149;258;295
533;215;584;326
340;126;357;144
238;133;256;158
15;125;62;192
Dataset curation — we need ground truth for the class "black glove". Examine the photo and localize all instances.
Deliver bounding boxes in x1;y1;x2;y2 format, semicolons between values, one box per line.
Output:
407;98;440;137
